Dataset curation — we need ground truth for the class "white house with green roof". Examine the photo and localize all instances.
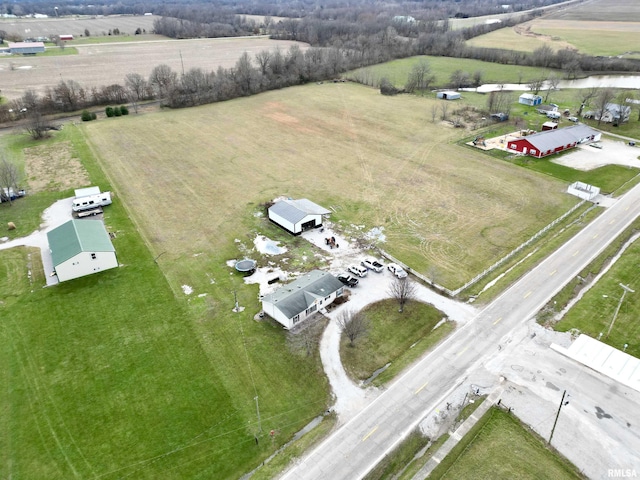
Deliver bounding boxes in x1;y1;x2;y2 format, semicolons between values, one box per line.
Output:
47;219;117;282
261;270;344;329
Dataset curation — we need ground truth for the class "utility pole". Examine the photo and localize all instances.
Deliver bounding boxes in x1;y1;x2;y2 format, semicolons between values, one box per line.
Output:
548;390;568;444
254;395;262;432
606;283;634;339
179;50;185;76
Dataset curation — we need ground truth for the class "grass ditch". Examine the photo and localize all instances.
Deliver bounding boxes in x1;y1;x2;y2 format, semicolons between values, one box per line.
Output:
538;217;640;357
463;202;599;303
339;298;454;386
429;407;584;479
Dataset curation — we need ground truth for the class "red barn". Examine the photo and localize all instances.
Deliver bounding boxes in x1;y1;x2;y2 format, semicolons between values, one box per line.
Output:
59;34;74;41
507;125;600;158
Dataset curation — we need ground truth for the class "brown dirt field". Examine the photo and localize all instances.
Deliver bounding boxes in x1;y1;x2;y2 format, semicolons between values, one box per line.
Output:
0;37;309;100
23;140;89;193
0;14;159;38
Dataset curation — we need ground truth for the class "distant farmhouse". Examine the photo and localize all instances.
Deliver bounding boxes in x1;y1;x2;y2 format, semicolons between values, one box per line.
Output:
261;270;344;329
507;125;600;158
47;219;117;282
583;103;631;124
8;41;45;55
519;93;542;106
268;198;331;235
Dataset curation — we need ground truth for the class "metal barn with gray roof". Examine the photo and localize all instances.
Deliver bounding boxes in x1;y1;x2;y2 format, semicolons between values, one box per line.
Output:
261;270;344;329
507;125;600;158
47;219;117;282
268;198;331;235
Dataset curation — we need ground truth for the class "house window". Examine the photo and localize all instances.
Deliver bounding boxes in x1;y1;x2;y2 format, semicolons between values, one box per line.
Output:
91;253;97;260
293;315;300;324
325;296;331;301
305;305;317;316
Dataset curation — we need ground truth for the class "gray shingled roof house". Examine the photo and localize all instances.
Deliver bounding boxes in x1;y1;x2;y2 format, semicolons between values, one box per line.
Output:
261;270;344;329
268;198;331;235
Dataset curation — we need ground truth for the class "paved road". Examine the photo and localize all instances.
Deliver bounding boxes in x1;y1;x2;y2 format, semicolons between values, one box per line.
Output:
281;182;640;479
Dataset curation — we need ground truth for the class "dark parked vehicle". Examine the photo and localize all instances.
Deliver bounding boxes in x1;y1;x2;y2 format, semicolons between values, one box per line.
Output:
337;273;359;287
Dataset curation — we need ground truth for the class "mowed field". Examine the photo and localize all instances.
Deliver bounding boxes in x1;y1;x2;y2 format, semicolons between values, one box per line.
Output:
83;82;576;289
467;0;640;56
0;14;159;38
0;37;308;99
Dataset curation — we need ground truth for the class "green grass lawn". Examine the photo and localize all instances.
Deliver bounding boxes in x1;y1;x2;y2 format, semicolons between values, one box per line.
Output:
41;46;79;56
0;127;331;479
430;407;583;479
346;55;560;89
556;237;640;358
532;24;640;57
340;298;452;384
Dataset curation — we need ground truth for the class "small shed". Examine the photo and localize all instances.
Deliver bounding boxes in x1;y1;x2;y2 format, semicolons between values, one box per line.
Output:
519;93;542;106
47;219;117;282
268;198;331;235
59;34;74;41
8;41;45;55
541;121;558;131
261;270;344;329
437;91;460;100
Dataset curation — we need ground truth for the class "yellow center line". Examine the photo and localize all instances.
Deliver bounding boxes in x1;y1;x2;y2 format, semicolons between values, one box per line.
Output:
549;270;557;276
362;426;378;442
492;317;503;325
593;233;599;239
457;346;469;357
524;291;532;299
573;250;579;257
609;219;616;225
415;381;429;395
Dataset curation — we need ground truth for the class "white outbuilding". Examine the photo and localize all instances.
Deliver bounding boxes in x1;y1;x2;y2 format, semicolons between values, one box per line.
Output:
268;198;331;235
261;270;344;329
47;219;117;282
436;91;461;100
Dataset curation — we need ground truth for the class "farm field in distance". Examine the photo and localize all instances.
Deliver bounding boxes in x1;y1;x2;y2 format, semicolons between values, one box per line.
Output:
0;36;308;99
84;82;577;289
0;14;159;38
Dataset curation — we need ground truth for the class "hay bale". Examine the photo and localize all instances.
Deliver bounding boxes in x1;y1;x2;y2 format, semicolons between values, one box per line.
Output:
7;222;16;230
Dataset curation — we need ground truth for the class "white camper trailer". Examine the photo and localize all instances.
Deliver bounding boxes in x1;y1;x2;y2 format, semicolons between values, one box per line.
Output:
72;191;112;212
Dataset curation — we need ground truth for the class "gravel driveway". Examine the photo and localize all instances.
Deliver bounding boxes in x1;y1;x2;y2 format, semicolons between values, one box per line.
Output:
0;197;74;286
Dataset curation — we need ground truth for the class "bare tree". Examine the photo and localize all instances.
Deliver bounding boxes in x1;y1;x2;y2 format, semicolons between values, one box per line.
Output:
472;70;483;90
576;87;599;117
387;277;417;313
440;102;449;121
405;60;435;93
449;69;469;89
594;87;617;126
24;111;48;140
149;64;177;100
0;154;20;205
336;309;369;347
544;74;560;102
527;75;547;95
125;73;148;101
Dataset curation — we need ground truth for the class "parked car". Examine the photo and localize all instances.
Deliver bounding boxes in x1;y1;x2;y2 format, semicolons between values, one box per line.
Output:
337;273;359;287
361;258;384;273
348;265;368;277
387;263;408;278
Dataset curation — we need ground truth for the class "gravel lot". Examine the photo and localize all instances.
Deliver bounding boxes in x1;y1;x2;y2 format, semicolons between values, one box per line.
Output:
0;37;309;99
552;138;640;171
